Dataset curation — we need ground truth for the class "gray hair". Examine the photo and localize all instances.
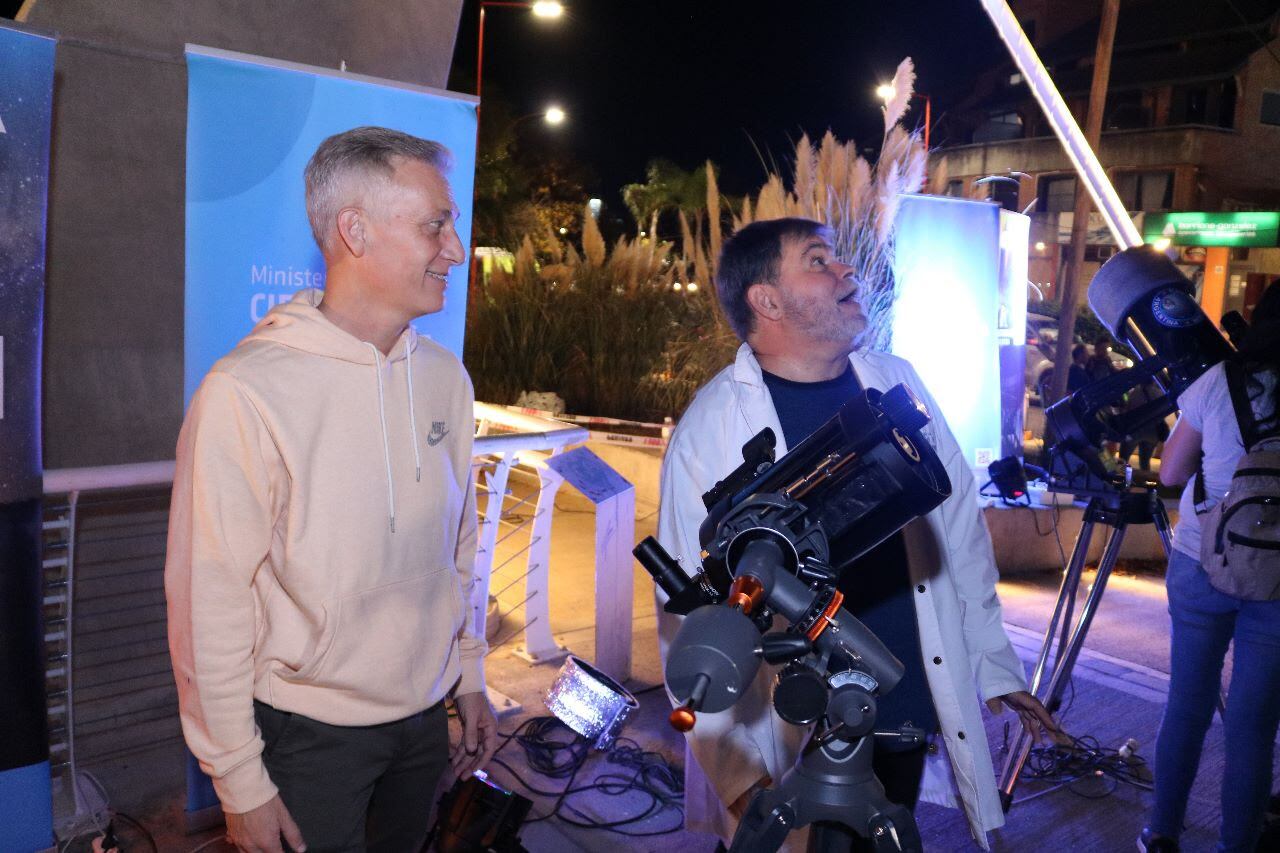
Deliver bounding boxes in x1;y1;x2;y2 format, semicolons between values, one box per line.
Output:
304;126;452;251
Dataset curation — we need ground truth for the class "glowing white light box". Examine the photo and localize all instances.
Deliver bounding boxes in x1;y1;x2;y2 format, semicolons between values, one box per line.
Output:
891;195;1029;486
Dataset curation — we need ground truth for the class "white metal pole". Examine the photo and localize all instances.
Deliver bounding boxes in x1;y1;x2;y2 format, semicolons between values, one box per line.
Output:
978;0;1143;249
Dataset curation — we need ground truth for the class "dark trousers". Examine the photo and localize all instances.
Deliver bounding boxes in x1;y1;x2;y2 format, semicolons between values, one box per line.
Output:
254;699;450;853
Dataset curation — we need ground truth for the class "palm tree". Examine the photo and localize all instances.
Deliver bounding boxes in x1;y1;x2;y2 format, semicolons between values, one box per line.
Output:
622;159;719;250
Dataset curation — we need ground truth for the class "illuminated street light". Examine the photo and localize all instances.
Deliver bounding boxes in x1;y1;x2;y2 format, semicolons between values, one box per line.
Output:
477;2;566;103
545;105;566;125
531;1;564;17
876;81;932;154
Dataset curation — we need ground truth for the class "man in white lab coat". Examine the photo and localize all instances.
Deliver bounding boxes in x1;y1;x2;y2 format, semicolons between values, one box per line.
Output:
657;218;1059;851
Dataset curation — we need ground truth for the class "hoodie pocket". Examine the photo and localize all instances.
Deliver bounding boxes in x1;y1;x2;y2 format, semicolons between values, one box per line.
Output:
287;572;460;707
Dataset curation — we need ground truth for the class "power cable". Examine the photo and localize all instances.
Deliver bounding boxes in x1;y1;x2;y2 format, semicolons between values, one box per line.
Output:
488;716;684;837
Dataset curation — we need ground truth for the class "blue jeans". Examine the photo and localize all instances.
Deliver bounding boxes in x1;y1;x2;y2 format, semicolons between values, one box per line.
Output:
1150;548;1280;851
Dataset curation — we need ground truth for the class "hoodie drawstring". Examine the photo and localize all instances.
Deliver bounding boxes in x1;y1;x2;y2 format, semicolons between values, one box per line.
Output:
365;343;397;533
405;331;422;483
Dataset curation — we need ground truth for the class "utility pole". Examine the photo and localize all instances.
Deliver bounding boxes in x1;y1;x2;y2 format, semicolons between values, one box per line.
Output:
1048;0;1119;404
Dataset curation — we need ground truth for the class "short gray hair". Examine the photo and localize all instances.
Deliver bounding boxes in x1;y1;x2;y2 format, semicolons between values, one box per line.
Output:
304;126;452;251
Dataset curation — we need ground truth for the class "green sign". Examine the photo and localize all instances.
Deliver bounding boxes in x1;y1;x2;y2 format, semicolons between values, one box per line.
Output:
1143;211;1280;247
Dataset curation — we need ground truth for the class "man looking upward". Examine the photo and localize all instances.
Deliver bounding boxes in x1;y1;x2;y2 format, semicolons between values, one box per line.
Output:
167;127;497;853
657;218;1059;850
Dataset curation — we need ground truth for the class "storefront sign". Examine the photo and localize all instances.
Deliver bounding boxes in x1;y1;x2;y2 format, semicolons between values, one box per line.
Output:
1144;212;1280;247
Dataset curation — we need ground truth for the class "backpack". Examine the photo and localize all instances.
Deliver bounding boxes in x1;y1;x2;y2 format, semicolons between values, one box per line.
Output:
1195;361;1280;600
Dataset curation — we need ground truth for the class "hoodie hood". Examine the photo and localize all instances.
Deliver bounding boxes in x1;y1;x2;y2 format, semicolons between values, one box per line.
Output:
246;288;417;365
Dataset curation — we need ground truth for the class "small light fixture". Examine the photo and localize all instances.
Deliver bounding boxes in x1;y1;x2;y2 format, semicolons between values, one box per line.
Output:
544;105;566;125
531;1;564;19
558;226;568;235
545;656;637;750
686;282;699;293
876;83;896;102
1153;237;1172;252
1034;241;1046;252
673;282;683;291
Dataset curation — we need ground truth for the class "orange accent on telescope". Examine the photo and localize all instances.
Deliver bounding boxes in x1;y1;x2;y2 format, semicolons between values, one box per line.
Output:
727;575;766;615
669;705;696;732
805;589;844;642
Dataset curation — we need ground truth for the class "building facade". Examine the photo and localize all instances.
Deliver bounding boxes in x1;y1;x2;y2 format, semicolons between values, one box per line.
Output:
930;0;1280;321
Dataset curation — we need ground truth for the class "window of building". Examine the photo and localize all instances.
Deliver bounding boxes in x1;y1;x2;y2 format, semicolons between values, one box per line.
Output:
944;179;965;198
1262;91;1280;127
1114;170;1173;212
1085;245;1116;263
1037;175;1077;213
1105;90;1152;130
973;110;1024;143
1171;78;1236;128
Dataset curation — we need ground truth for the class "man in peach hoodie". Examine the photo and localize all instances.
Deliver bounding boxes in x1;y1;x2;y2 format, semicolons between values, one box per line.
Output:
166;127;496;853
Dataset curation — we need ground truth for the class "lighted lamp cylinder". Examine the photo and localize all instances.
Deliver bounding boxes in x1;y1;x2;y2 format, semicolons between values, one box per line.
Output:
978;0;1142;249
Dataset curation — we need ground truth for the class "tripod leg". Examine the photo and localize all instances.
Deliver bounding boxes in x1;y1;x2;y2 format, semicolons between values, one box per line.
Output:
1037;524;1125;715
1000;515;1096;807
1002;521;1126;807
866;805;922;852
809;821;856;853
1030;517;1096;693
729;790;796;853
1154;502;1174;559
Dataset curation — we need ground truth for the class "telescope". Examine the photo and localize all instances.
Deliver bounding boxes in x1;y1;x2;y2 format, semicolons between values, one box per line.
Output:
994;245;1236;806
635;382;952;852
1039;246;1234;497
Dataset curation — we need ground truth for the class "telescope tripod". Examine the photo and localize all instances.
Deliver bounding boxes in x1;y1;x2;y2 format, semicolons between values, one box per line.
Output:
997;487;1172;808
731;731;922;853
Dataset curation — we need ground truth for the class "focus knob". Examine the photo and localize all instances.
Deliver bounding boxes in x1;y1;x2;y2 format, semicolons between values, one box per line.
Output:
880;383;930;435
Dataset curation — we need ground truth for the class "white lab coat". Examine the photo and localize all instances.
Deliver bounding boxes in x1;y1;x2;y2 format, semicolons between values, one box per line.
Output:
656;344;1028;850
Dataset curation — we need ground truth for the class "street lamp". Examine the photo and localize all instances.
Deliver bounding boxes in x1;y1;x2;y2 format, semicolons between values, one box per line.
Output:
876;83;932;152
511;105;567;128
477;1;565;104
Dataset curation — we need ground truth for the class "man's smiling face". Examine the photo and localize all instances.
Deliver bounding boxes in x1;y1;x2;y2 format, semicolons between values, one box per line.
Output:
358;157;466;320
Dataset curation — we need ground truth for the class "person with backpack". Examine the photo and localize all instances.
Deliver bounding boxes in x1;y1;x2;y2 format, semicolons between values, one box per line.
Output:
1138;280;1280;853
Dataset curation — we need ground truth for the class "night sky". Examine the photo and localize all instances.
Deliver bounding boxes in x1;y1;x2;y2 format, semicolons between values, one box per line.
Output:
448;0;1006;207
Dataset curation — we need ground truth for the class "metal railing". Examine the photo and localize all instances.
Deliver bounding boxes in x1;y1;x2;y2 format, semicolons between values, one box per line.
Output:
39;403;607;824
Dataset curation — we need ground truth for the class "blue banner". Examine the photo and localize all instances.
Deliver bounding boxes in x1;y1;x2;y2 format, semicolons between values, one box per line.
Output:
185;46;478;403
0;21;57;852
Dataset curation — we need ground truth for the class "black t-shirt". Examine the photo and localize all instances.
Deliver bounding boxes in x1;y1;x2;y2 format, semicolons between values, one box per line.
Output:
760;364;938;741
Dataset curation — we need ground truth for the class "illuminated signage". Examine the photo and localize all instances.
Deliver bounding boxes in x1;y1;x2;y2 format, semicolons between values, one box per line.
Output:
1143;212;1280;247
